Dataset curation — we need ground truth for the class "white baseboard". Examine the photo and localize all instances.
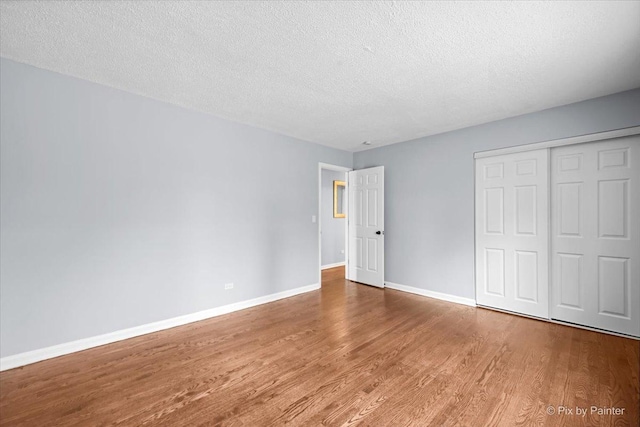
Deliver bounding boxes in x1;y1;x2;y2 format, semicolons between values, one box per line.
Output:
0;283;320;372
385;281;476;307
321;262;345;270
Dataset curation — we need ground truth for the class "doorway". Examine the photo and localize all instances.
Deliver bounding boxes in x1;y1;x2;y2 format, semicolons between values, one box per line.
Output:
318;163;350;285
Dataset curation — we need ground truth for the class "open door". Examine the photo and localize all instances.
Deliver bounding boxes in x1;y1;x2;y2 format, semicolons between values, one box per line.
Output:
347;166;385;287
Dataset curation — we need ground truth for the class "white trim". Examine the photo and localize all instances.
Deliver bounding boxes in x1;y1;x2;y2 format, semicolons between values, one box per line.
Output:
385;281;477;307
318;163;352;285
0;282;320;372
318;163;352;173
474;126;640;159
321;262;345;270
546;148;553;323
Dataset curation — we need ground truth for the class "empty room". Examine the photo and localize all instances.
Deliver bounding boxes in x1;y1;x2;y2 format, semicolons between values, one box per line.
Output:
1;1;639;426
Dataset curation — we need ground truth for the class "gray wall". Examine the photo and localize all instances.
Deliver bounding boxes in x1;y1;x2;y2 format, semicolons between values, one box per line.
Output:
321;169;345;266
354;88;640;300
0;58;352;358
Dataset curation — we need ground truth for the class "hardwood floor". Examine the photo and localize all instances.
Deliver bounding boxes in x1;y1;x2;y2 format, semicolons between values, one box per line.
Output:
1;267;638;426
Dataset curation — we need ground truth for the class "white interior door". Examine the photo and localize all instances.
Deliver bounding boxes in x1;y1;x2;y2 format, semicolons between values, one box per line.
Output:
551;136;640;336
475;149;549;318
347;167;384;288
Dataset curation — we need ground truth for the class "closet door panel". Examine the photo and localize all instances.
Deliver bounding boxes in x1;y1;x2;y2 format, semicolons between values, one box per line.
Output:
551;136;640;337
475;149;549;318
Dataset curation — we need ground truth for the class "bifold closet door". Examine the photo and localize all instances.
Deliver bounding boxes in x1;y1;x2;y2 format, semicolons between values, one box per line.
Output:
551;136;640;337
475;149;549;318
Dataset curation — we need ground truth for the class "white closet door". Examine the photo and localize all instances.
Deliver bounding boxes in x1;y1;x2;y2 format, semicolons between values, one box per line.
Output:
551;136;640;336
475;149;549;318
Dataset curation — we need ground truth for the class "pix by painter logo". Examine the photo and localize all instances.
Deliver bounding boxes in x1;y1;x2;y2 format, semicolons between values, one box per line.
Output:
546;405;626;417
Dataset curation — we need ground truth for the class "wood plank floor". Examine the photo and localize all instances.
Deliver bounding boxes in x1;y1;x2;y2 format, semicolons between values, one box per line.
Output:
1;267;638;426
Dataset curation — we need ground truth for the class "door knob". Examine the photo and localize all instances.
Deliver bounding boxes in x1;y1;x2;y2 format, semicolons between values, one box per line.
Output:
376;231;382;235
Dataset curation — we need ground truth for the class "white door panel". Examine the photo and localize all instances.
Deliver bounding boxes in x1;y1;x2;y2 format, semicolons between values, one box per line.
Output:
551;136;640;336
475;149;549;318
348;167;384;288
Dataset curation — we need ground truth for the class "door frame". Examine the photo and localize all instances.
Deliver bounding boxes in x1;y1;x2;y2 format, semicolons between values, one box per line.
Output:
318;163;352;284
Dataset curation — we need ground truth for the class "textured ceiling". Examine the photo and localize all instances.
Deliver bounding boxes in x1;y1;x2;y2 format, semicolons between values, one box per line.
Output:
1;1;639;152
